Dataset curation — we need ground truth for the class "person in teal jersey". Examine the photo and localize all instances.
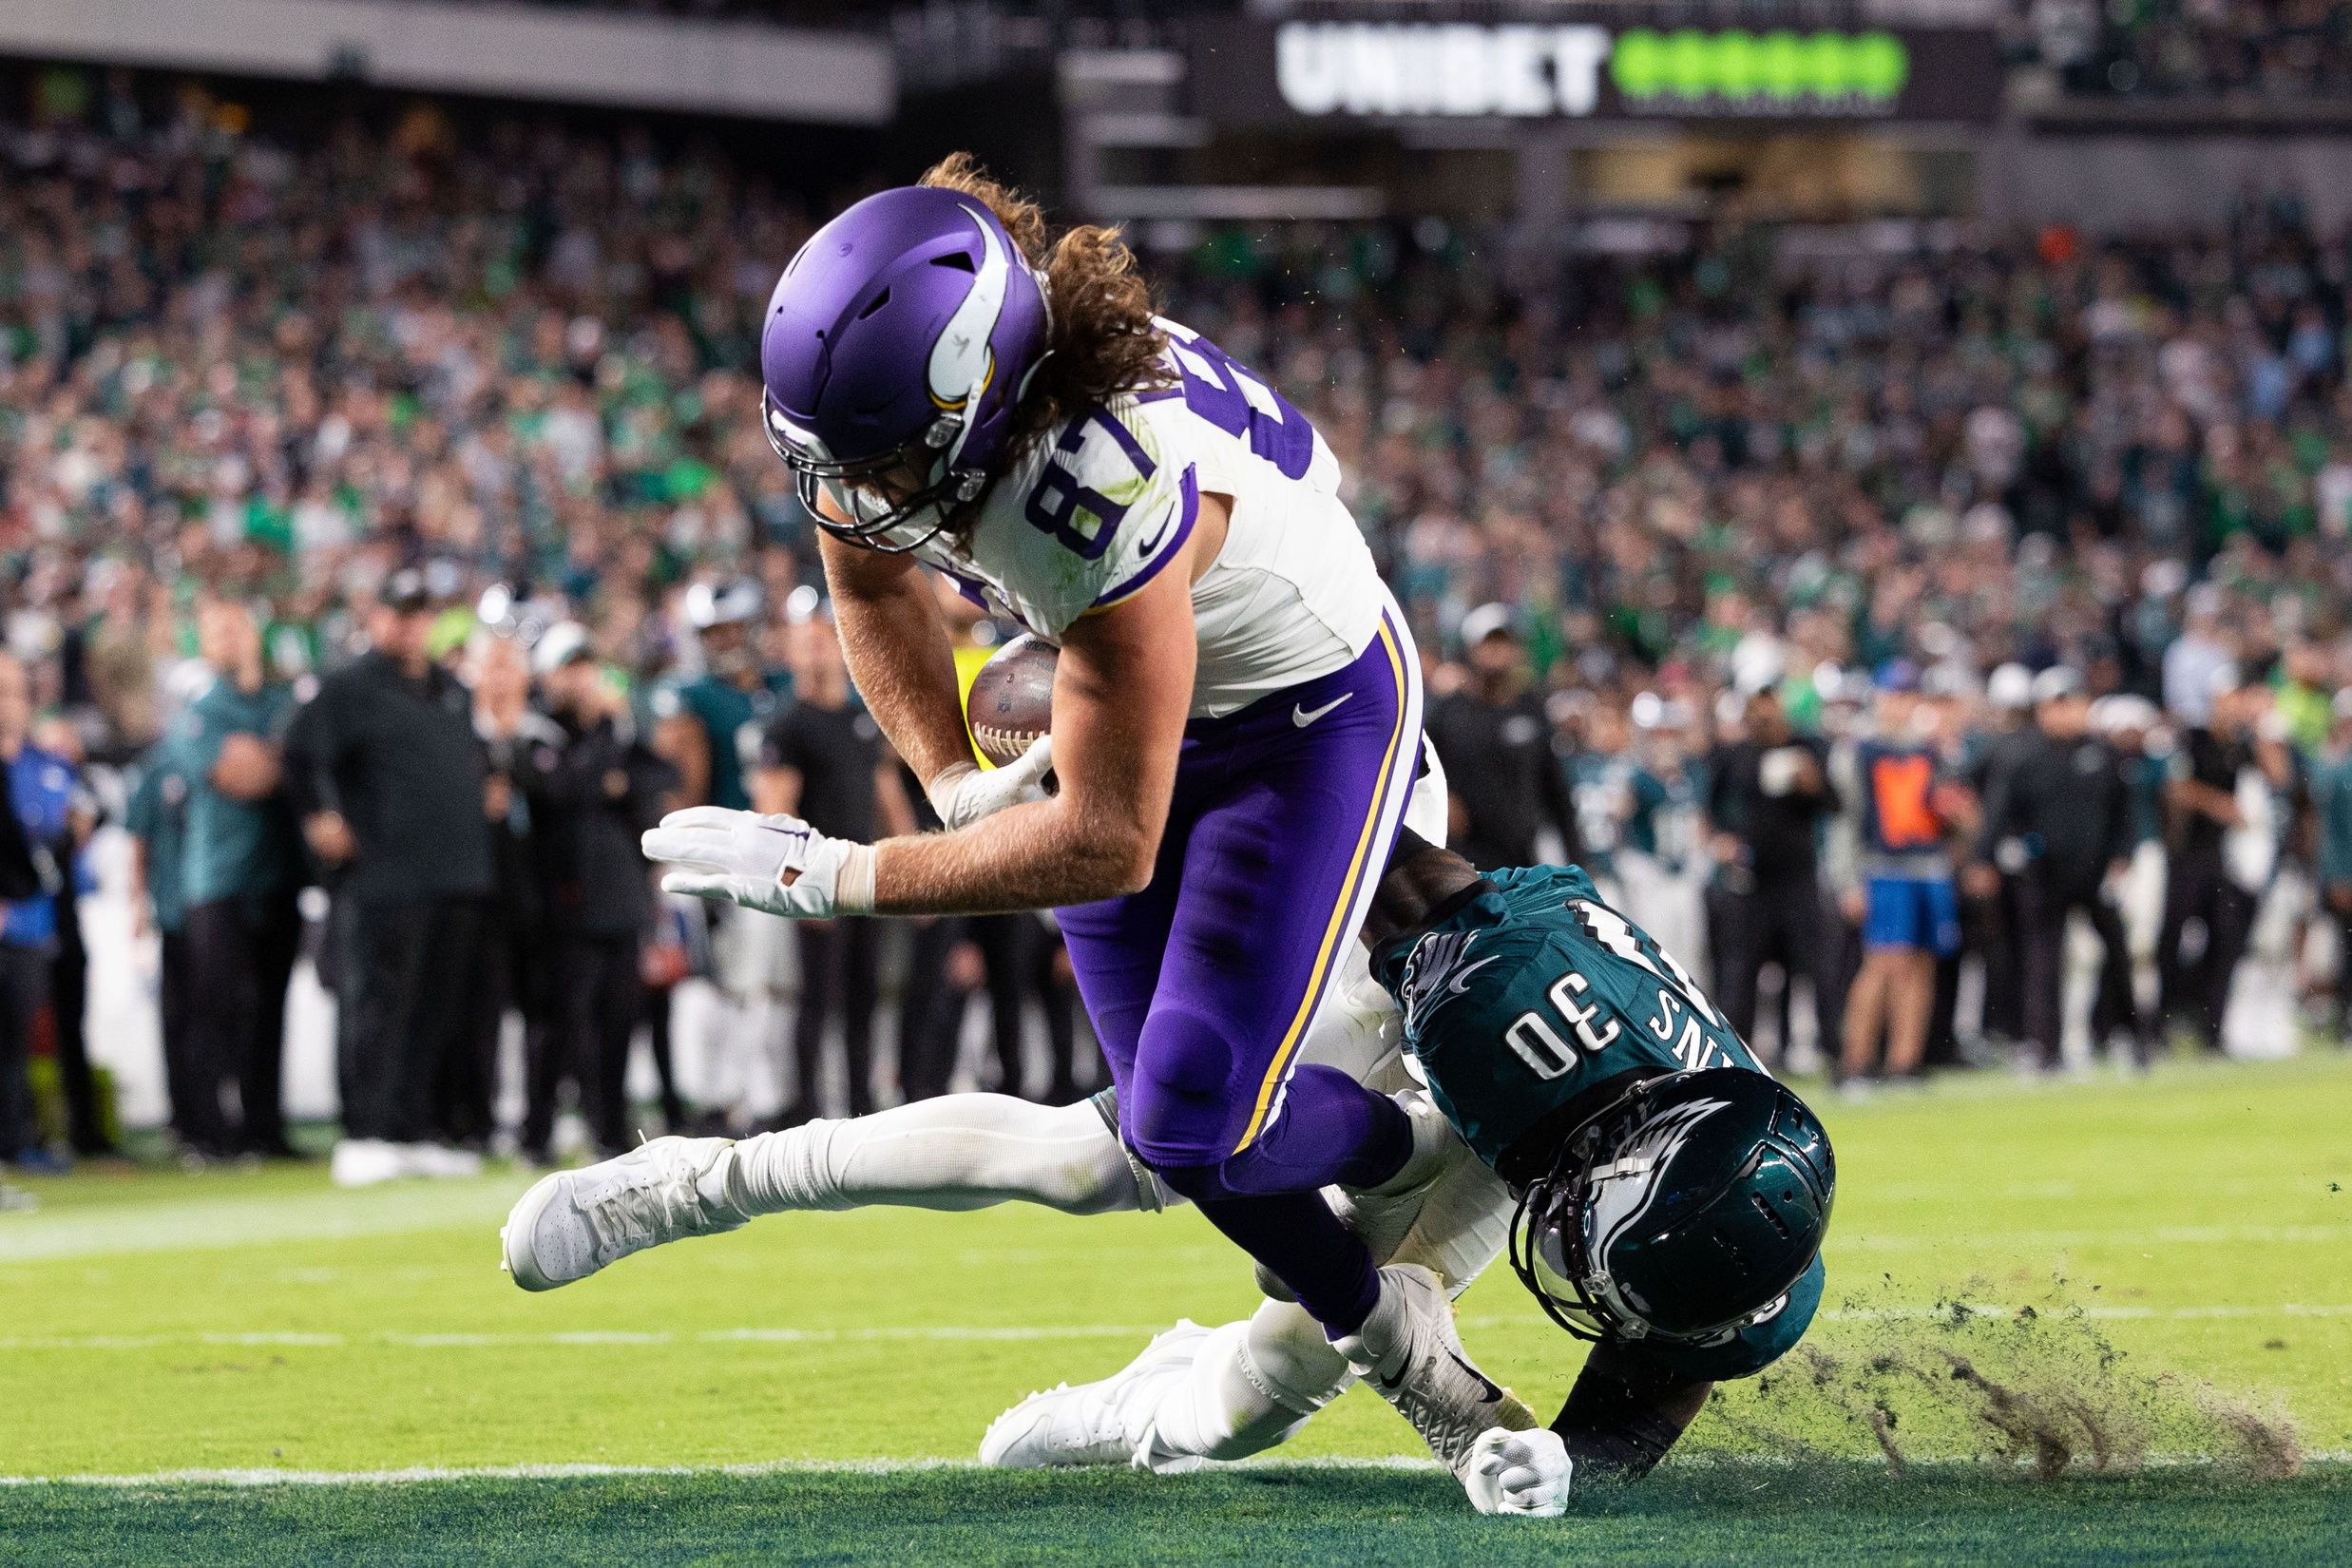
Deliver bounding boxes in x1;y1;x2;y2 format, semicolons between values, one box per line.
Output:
124;736;201;1155
650;578;793;813
1374;850;1769;1182
1566;703;1673;896
178;601;306;1157
2094;695;2170;851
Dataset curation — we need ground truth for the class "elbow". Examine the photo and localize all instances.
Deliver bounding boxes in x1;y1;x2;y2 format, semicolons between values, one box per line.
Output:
1072;821;1158;900
1103;851;1157;899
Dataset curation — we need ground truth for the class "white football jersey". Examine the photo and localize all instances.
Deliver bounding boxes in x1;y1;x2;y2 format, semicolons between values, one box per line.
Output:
898;318;1384;717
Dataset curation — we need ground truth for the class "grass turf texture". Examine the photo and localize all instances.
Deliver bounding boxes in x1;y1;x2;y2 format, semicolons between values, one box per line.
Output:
2;1052;2348;1563
11;1466;2352;1567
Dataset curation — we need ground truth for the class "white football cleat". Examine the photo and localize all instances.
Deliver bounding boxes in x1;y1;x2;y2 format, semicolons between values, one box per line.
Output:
501;1136;748;1291
1335;1263;1534;1476
330;1138;405;1188
402;1143;485;1179
980;1320;1213;1470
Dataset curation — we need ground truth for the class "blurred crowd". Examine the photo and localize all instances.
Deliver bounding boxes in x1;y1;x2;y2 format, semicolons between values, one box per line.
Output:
2018;0;2352;100
1;71;2350;1178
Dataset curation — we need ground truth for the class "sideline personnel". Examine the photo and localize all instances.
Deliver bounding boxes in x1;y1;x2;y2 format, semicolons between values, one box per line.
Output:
285;569;496;1186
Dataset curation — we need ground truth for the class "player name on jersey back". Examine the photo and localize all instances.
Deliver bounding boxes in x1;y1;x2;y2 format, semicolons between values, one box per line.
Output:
1379;863;1764;1169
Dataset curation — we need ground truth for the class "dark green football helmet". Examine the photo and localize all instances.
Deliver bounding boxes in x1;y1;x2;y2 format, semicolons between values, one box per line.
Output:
1508;1067;1834;1347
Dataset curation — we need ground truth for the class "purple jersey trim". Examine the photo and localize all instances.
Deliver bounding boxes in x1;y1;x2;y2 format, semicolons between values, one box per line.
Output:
1081;402;1157;478
1091;466;1198;610
938;566;991;611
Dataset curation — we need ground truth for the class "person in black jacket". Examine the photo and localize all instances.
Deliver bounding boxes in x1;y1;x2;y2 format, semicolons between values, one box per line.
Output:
1962;664;2041;1051
1423;605;1579;872
520;623;679;1158
2156;673;2292;1052
473;628;558;1160
1969;669;2140;1070
284;569;498;1187
1706;687;1844;1062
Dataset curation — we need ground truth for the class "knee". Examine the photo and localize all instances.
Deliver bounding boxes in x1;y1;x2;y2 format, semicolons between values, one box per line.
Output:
1123;1006;1249;1173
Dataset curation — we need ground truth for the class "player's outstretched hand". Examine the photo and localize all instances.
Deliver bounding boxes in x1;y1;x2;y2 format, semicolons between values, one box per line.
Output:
927;735;1054;831
642;806;875;919
1463;1426;1572;1517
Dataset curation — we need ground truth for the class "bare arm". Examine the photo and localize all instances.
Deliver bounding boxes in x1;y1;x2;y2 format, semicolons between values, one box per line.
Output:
866;557;1195;914
128;836;152;941
1549;1336;1714;1482
819;531;973;792
753;764;804;818
654;713;710;810
2168;774;2242;827
874;757;918;839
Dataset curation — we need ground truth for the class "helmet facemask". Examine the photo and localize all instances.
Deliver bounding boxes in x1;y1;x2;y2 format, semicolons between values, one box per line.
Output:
764;391;981;555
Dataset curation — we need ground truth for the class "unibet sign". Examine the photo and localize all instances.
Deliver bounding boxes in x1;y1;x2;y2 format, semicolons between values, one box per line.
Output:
1272;21;1925;120
1277;24;1615;117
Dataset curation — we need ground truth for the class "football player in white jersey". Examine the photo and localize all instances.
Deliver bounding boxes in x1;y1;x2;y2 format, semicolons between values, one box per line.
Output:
634;156;1498;1461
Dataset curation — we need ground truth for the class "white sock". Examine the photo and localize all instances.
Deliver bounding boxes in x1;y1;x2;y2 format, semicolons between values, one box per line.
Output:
1357;1092;1453;1198
1333;1272;1410;1379
732;1095;1150;1217
1141;1301;1355;1468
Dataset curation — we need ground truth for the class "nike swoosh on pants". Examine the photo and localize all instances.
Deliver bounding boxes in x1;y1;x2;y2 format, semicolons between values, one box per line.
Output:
1293;694;1353;727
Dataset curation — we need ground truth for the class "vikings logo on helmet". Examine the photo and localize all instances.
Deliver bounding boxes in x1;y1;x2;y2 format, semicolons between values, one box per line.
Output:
924;203;1009;426
758;187;1053;552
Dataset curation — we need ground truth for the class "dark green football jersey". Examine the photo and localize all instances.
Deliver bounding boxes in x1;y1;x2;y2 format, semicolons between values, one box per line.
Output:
1373;862;1819;1383
1375;863;1764;1173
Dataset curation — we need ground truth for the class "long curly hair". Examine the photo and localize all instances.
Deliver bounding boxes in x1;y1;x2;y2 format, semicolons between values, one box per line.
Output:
918;153;1171;460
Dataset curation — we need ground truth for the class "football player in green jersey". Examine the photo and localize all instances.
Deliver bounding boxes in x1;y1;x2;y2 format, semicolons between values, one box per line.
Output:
503;827;1833;1514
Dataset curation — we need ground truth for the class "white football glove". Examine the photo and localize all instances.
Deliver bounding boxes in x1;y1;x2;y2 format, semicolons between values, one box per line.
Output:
1462;1427;1572;1518
927;735;1054;831
641;806;876;919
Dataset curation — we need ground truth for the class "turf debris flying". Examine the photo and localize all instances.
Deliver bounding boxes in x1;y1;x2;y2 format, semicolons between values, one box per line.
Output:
1693;1275;2303;1480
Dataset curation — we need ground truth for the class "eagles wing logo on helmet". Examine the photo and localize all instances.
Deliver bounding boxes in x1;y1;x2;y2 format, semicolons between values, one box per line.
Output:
1580;1096;1732;1327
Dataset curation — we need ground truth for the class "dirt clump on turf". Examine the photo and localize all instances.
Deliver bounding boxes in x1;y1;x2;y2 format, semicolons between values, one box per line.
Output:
1683;1276;2303;1482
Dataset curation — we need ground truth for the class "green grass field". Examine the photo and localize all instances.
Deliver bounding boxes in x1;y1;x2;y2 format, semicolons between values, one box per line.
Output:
4;1052;2349;1565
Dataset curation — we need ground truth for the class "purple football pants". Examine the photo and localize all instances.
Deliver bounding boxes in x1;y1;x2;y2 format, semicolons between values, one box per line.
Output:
1058;603;1424;1332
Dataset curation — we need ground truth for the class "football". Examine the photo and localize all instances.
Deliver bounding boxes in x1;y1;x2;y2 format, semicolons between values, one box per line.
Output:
966;633;1057;767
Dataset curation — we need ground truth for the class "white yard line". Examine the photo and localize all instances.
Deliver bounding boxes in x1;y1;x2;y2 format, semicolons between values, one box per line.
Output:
0;1323;1174;1351
7;1206;2341;1266
1831;1224;2352;1252
1809;1303;2352;1324
0;1181;526;1264
2;1304;2345;1354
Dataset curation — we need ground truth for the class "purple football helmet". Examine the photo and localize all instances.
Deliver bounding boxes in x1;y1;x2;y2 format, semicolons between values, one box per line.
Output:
760;186;1052;551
